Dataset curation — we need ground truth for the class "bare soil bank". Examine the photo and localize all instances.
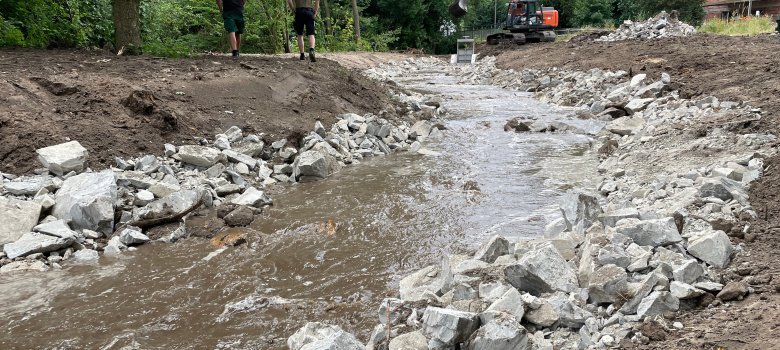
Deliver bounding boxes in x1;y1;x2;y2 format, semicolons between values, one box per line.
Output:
0;50;395;175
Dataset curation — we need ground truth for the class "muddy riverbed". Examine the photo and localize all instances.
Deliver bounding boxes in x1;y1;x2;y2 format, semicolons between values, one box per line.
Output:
0;68;602;349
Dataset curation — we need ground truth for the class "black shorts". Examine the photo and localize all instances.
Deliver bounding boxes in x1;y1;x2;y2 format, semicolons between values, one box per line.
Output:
294;8;315;36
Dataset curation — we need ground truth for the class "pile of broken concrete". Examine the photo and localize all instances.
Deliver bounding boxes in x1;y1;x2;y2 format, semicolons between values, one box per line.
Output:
596;11;696;42
287;58;773;349
0;108;445;273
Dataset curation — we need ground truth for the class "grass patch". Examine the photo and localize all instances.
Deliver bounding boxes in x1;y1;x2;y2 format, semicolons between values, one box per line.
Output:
698;16;778;35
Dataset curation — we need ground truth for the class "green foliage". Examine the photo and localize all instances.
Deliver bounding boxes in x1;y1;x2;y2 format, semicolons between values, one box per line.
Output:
699;16;778;35
573;0;613;26
0;15;25;46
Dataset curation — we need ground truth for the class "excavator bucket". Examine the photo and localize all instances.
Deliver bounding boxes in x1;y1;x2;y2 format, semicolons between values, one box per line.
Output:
449;0;468;18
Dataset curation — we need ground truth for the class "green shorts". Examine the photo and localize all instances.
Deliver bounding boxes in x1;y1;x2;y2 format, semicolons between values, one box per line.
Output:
222;11;245;34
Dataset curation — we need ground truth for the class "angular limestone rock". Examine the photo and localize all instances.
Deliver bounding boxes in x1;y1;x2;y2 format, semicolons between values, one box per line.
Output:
686;229;733;268
287;322;364;350
4;232;74;259
36;141;89;175
474;235;510;263
505;244;578;295
422;307;480;349
466;316;529;350
52;171;117;234
614;217;682;247
177;145;226;167
0;197;42;244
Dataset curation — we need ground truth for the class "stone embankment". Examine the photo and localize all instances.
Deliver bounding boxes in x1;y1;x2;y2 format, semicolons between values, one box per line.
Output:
288;57;775;349
0;94;446;273
596;11;696;42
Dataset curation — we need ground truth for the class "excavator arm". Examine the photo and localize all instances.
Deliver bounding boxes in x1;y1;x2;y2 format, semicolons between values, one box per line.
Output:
449;0;468;18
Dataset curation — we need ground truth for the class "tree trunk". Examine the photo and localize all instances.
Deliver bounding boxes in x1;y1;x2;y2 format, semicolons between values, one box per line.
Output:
322;0;332;35
351;0;361;43
113;0;142;55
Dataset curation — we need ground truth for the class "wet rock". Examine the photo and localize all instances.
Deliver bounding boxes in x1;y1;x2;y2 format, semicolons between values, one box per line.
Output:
72;249;99;261
33;219;77;239
177;145;226;167
36;141;88;176
636;291;679;318
559;191;602;232
474;235;510;263
293;150;341;180
686;229;733;268
409;121;433;140
716;281;748;301
131;190;202;228
0;197;42;244
422;307;480;349
118;226;150;245
231;187;272;208
607;116;645;136
53;170;117;234
4;232;74;259
588;264;629;304
224;205;255;227
614;217;682;247
467;316;528;350
0;260;49;273
103;236;126;256
505;244;578;295
389;331;427;350
210;228;249;247
287;322;364;350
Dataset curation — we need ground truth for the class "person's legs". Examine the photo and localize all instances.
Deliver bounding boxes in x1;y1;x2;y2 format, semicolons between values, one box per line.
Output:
223;11;240;57
297;35;305;54
305;9;316;62
228;32;238;51
235;15;244;54
294;9;305;59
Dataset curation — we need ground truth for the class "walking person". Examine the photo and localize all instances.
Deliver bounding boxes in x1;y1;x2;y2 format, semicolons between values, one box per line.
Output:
287;0;319;62
217;0;246;58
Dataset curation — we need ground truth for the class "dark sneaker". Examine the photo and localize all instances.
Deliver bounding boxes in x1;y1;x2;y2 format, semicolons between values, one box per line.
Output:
309;49;316;63
299;53;305;60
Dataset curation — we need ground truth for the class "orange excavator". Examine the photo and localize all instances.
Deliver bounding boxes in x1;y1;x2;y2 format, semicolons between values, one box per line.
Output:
450;0;559;45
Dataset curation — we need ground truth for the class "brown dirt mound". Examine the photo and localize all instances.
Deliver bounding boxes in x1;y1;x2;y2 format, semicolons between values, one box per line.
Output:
487;33;780;350
0;49;395;174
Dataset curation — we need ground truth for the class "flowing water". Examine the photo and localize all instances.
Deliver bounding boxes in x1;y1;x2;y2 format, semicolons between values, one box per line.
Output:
0;70;602;349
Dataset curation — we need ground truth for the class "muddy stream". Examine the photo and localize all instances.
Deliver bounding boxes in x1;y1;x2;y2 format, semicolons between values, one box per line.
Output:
1;70;602;349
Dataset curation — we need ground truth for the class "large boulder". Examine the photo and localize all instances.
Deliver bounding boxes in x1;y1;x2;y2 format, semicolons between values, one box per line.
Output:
177;145;226;167
0;197;42;244
505;244;578;295
686;229;733;268
614;217;682;247
474;235;510;263
588;264;629;304
466;316;529;350
287;322;363;350
421;307;480;349
3;232;74;259
599;207;640;227
559;191;602;232
36;141;88;175
293;150;342;180
52;170;117;234
131;190;202;228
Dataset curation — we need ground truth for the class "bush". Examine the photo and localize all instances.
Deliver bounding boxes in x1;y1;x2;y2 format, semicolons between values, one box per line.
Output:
699;16;778;35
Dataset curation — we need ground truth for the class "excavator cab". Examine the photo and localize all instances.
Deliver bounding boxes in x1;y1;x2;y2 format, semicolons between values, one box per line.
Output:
450;0;557;45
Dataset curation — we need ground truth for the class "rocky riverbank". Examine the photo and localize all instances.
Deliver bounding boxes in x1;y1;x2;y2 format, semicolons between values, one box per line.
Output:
287;57;775;349
0;89;448;272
